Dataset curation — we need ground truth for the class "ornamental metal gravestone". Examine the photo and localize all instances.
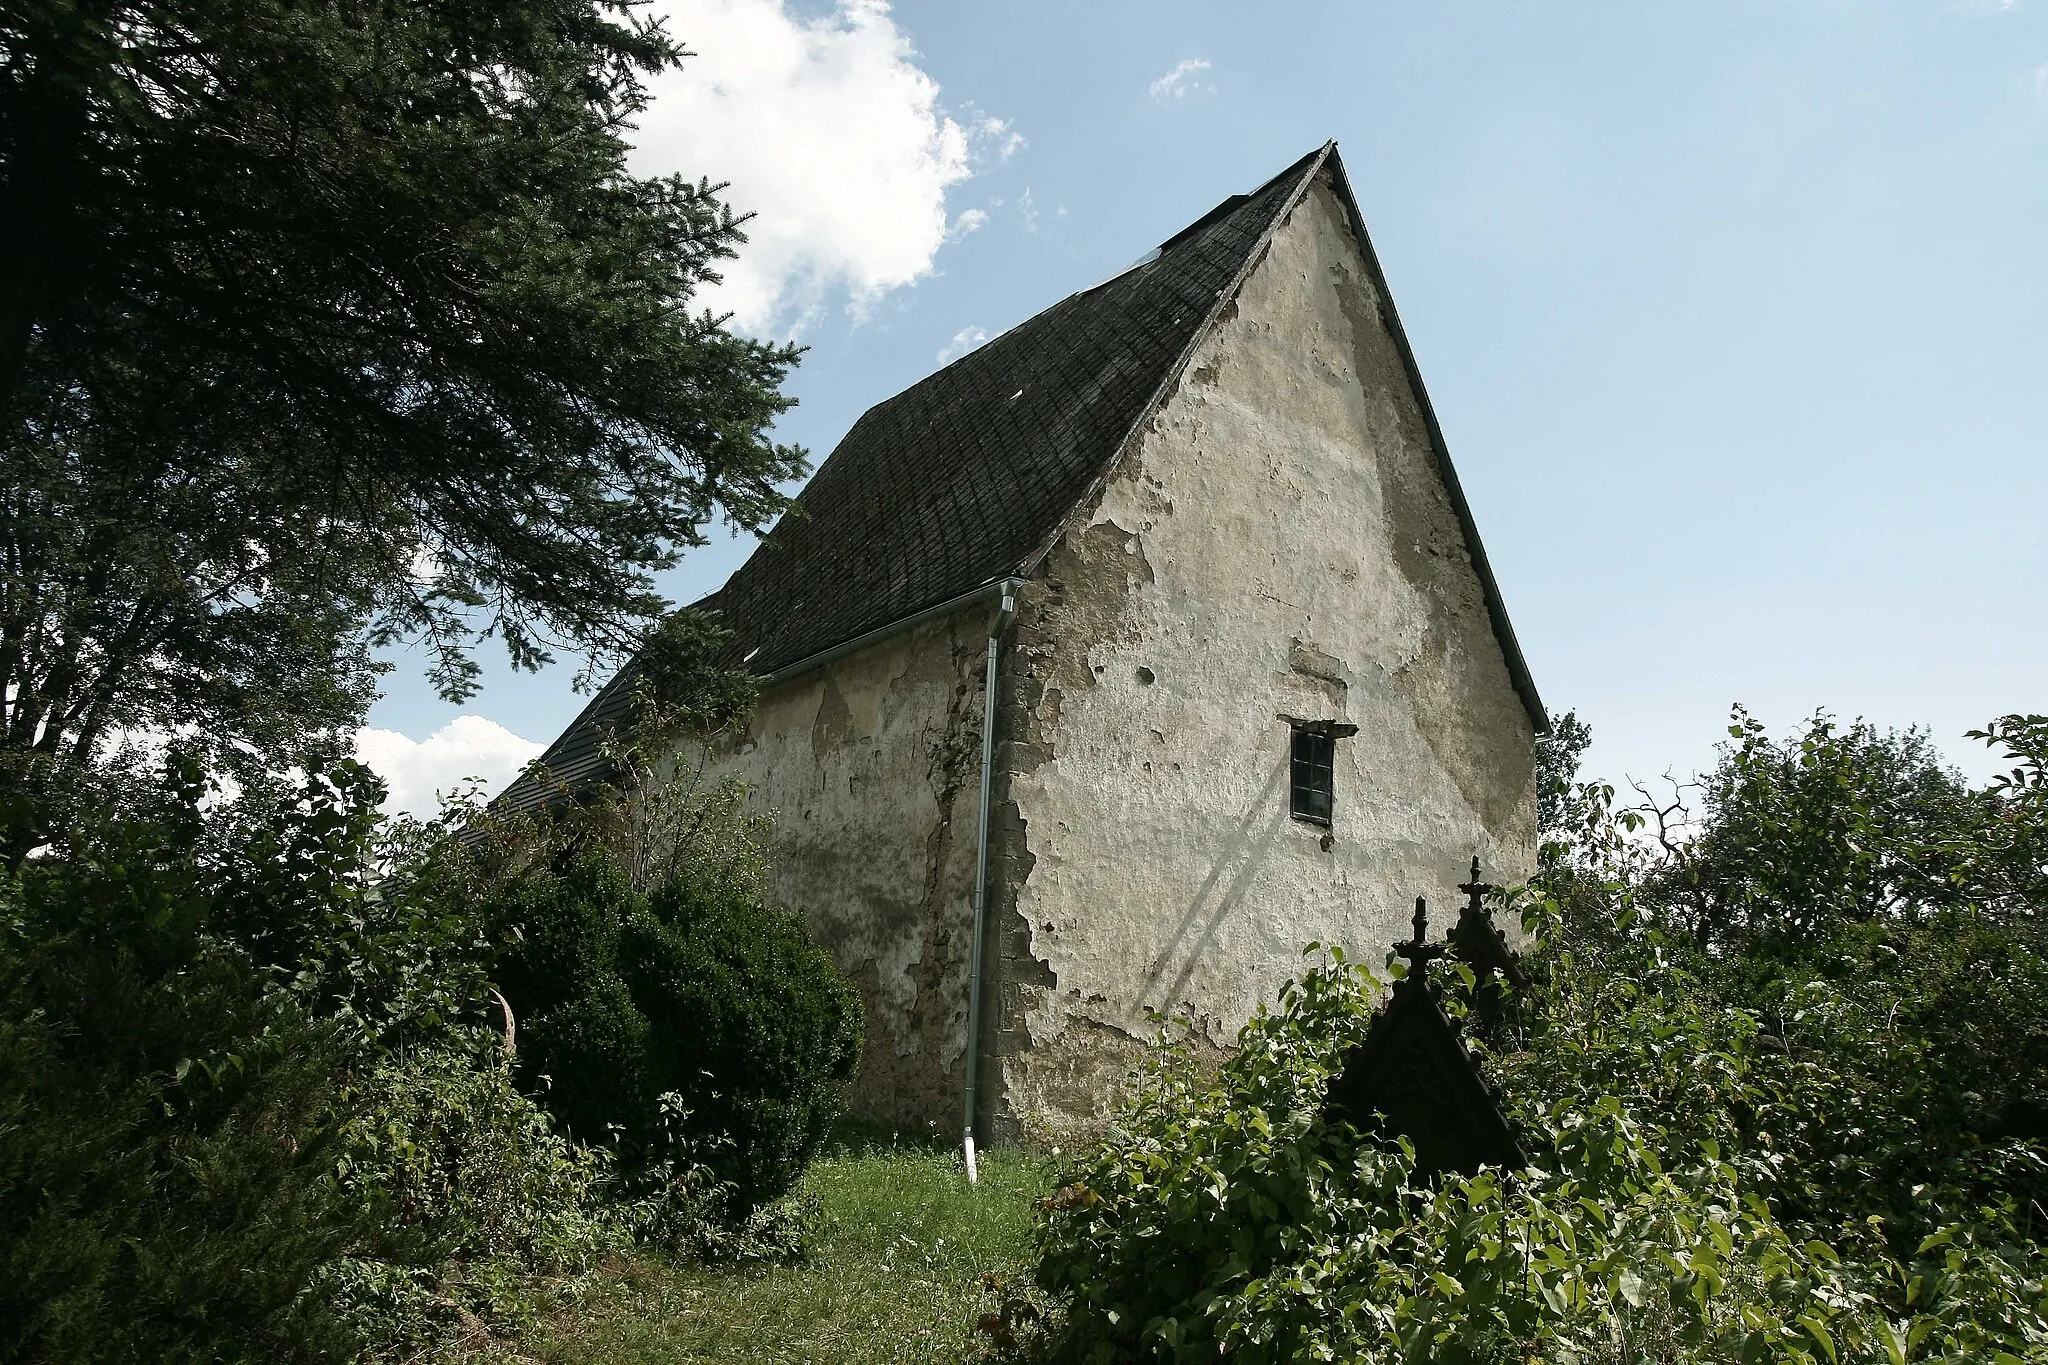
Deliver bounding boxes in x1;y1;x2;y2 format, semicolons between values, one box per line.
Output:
1324;880;1526;1179
1448;856;1526;1038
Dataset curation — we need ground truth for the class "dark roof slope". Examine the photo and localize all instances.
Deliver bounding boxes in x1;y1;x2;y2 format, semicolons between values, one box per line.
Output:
496;144;1541;815
712;147;1324;678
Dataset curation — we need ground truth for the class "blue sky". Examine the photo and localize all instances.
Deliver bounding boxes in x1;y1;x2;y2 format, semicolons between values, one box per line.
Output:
361;0;2048;813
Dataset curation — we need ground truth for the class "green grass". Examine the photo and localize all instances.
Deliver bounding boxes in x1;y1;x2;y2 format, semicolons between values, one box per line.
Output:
522;1134;1052;1364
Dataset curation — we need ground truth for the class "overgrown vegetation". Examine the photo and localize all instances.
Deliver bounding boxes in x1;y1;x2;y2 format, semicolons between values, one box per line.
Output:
2;761;574;1359
0;771;370;1359
0;733;863;1360
0;4;874;1357
1028;710;2048;1363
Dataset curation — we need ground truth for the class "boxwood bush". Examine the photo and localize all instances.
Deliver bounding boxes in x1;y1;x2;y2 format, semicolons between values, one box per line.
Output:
489;842;863;1219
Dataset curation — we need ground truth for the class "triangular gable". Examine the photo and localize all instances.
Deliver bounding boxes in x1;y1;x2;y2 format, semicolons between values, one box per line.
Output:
1311;152;1546;733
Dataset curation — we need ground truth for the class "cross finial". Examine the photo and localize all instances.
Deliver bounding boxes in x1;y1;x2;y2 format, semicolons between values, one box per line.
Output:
1393;894;1444;985
1457;857;1492;917
1449;855;1526;1014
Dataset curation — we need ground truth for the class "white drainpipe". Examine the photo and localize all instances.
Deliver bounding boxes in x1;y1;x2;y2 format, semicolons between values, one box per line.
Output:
962;578;1021;1183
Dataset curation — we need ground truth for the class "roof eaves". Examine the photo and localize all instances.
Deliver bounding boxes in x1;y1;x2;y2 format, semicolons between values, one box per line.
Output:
758;573;1023;691
492;662;639;810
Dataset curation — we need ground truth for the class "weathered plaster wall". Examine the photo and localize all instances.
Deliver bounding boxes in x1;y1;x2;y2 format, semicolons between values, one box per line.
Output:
993;172;1538;1146
699;609;991;1131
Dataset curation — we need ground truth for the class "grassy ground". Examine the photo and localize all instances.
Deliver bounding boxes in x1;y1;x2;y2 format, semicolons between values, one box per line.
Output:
520;1133;1053;1364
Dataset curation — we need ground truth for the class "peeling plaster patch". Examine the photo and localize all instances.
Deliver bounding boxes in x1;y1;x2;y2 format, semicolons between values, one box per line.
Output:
1288;638;1350;689
692;609;992;1130
1321;206;1531;832
812;676;856;757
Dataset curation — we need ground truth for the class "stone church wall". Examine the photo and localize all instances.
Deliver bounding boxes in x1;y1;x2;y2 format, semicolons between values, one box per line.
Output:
696;607;995;1132
990;173;1539;1146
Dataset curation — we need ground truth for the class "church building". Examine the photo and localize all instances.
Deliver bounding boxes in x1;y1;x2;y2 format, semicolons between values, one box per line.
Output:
499;142;1545;1150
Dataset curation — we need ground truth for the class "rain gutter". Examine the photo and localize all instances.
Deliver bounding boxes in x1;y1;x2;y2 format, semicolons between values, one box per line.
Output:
962;577;1021;1182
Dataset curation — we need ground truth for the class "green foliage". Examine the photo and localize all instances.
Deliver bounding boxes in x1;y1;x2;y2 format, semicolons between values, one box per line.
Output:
476;665;861;1239
0;765;369;1361
2;671;866;1355
0;436;382;858
1634;709;1997;949
489;813;865;1219
1035;950;2048;1363
1965;714;2048;912
0;761;625;1361
320;1051;622;1350
629;609;762;738
1535;708;1593;836
1032;709;2048;1363
2;0;804;829
200;760;497;1058
1538;710;2048;1236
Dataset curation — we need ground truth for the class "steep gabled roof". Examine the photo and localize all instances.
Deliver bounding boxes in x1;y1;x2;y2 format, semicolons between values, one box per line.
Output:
496;143;1542;815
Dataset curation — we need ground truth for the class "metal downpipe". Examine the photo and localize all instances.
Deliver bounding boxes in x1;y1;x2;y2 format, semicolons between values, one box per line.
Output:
963;579;1020;1183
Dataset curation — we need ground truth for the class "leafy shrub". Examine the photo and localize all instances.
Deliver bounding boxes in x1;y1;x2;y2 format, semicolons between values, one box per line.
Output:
1035;952;2048;1363
489;836;865;1219
1537;710;2048;1240
1619;709;2004;949
318;1050;622;1348
1031;712;2048;1363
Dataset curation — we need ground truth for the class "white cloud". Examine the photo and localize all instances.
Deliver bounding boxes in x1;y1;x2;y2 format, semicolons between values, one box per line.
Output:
1018;185;1039;232
631;1;1013;331
948;206;989;240
937;325;988;364
1149;57;1213;105
353;716;543;819
975;114;1027;162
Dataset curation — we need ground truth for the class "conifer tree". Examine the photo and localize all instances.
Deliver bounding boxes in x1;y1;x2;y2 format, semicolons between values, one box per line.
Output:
0;0;803;831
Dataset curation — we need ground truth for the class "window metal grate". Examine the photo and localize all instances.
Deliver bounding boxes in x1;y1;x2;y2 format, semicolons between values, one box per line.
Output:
1290;725;1335;826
